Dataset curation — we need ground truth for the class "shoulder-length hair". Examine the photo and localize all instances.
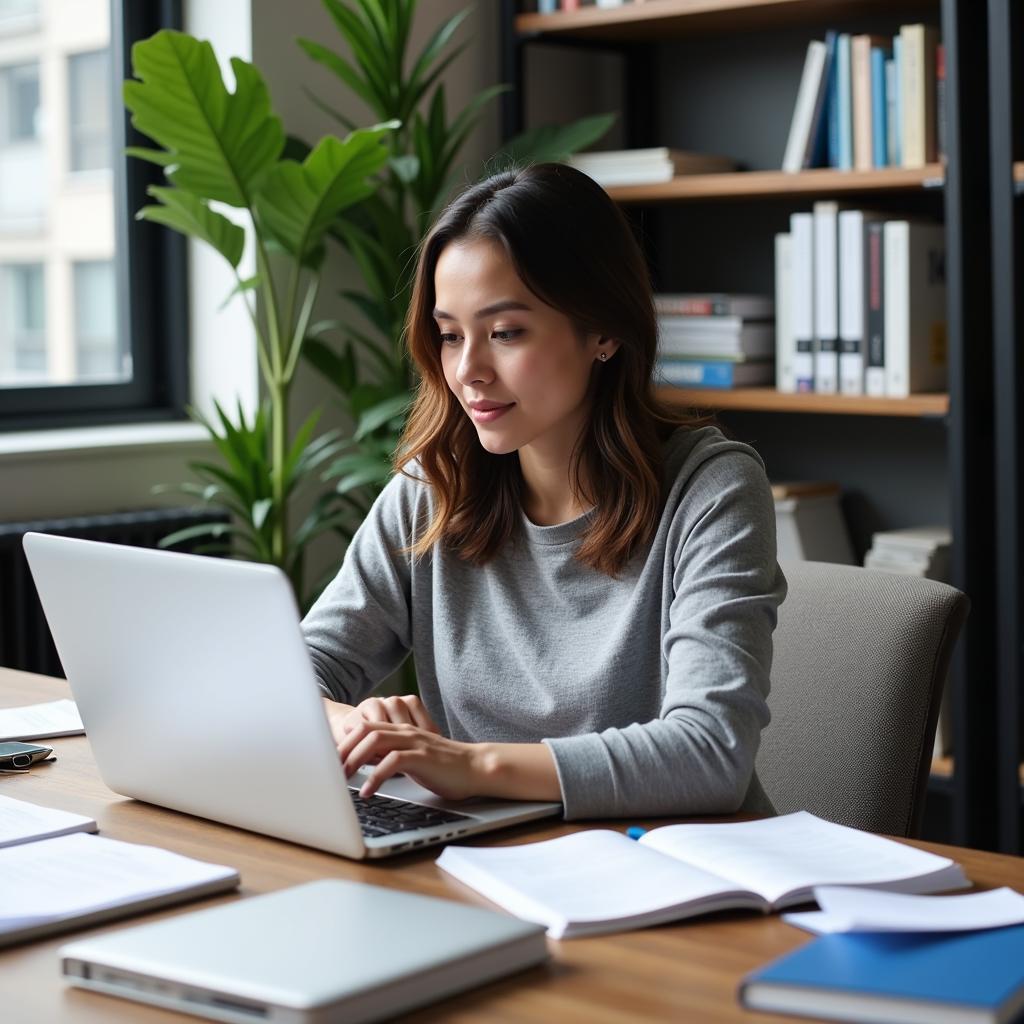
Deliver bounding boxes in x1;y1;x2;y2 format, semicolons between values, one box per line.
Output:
396;162;703;577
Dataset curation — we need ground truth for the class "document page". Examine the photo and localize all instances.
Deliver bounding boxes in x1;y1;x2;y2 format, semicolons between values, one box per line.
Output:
0;699;84;741
0;794;97;848
639;811;968;906
437;829;756;939
784;885;1024;934
0;832;238;933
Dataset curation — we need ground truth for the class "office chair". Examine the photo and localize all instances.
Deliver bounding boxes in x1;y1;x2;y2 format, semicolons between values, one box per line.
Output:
756;559;970;838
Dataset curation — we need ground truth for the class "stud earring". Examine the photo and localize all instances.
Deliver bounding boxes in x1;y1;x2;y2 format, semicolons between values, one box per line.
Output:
599;352;608;362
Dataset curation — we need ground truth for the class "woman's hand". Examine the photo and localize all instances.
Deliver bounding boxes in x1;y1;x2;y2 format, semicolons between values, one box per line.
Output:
338;720;485;801
321;694;441;752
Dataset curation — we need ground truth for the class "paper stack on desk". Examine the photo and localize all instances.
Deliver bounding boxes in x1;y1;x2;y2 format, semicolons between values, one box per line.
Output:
0;698;84;740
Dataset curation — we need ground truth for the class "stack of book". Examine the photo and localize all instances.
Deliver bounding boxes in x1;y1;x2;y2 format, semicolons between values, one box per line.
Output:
775;206;946;395
783;24;944;172
864;525;951;580
653;293;774;390
567;147;735;187
863;525;953;760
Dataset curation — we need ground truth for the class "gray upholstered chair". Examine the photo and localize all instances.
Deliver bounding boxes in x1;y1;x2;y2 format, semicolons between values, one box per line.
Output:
755;559;970;838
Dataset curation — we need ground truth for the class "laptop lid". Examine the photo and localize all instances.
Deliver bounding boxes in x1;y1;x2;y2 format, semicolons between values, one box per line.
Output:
22;533;560;858
60;879;549;1024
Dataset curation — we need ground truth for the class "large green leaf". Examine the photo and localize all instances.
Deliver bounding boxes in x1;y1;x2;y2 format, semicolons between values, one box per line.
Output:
139;186;245;268
491;112;617;169
256;125;396;265
124;30;284;207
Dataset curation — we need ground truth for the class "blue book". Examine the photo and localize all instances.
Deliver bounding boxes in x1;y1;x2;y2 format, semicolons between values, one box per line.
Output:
814;31;839;168
826;32;841;167
836;34;853;170
740;925;1024;1024
656;359;773;389
893;35;903;166
871;47;888;167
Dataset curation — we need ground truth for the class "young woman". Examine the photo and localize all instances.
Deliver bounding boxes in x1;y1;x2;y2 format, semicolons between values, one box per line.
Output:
302;162;786;819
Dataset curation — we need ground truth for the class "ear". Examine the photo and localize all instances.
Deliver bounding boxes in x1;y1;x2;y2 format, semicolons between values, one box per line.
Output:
592;334;622;362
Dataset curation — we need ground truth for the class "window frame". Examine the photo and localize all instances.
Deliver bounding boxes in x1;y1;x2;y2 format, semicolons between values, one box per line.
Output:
0;0;187;431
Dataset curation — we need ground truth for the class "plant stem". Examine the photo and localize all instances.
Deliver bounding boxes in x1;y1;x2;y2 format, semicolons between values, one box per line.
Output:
269;374;288;569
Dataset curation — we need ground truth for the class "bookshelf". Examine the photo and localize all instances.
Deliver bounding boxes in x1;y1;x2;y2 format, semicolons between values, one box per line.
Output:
501;0;1003;850
605;166;945;203
655;387;948;417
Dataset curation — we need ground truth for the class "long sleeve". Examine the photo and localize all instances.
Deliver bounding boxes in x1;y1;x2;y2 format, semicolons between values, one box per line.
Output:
541;450;786;819
300;473;419;704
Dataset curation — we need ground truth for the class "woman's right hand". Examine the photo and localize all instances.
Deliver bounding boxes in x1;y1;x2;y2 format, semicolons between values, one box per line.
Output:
322;694;441;753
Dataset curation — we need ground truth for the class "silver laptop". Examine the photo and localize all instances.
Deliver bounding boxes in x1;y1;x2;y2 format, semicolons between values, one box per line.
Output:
22;532;560;858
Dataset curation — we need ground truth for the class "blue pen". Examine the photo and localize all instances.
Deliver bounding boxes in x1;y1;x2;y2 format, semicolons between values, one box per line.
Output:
626;826;647;840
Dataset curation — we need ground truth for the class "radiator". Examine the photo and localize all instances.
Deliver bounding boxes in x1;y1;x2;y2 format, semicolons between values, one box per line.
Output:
0;506;229;677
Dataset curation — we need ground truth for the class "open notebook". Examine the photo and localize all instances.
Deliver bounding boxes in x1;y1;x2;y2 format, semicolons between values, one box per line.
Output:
436;811;969;939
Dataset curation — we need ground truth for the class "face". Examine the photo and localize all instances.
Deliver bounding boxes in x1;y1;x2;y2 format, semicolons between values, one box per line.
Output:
433;238;618;461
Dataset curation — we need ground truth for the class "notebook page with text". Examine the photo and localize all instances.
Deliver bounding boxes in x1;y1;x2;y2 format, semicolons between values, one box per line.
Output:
437;829;762;938
639;812;967;907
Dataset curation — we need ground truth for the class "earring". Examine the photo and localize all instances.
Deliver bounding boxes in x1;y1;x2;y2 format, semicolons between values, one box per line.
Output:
599;352;608;362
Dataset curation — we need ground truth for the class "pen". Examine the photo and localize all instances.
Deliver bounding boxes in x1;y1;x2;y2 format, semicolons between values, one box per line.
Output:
626;826;647;840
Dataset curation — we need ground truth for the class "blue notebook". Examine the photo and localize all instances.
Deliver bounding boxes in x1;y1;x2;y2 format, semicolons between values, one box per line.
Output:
739;925;1024;1023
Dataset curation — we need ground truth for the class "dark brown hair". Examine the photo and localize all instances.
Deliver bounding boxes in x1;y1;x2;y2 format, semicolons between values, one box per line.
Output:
396;162;702;576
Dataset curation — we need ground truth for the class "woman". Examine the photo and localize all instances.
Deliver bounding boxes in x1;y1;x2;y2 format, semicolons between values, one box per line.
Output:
302;162;786;819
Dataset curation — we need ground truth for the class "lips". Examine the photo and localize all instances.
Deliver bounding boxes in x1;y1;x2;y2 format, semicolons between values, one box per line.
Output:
468;401;513;411
468;401;515;424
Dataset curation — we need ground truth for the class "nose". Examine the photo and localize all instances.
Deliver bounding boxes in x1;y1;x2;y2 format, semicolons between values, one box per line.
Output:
455;335;494;387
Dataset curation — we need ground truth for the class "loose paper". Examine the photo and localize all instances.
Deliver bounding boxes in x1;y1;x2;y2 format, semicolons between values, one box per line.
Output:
0;699;84;741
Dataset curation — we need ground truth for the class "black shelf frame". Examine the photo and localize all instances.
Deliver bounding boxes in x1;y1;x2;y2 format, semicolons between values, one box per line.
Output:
988;0;1024;855
500;0;1013;851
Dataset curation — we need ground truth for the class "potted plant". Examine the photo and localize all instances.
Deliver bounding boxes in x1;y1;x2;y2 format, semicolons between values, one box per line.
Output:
122;28;396;609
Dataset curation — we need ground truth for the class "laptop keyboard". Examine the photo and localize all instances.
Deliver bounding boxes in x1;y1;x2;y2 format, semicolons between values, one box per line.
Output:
348;789;474;838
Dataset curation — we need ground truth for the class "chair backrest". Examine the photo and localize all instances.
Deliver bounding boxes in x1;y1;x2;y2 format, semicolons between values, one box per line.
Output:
756;560;970;837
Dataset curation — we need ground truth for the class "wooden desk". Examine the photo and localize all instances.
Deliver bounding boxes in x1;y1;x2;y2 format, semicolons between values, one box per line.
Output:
4;669;1024;1023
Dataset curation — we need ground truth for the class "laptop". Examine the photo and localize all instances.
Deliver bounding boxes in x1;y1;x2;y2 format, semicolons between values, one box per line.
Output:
22;532;561;859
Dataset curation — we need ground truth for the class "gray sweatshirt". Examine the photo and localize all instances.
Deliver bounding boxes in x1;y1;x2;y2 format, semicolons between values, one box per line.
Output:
301;425;786;820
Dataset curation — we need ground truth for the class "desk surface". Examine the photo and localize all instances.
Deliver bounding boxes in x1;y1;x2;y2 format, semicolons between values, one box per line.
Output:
3;669;1024;1023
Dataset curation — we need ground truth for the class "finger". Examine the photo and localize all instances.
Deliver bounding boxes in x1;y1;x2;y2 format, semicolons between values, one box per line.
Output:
354;698;390;726
380;696;417;727
401;696;441;734
342;723;415;776
359;749;409;798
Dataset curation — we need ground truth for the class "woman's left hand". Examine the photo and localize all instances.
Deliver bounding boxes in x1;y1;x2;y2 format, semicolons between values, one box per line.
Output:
338;720;488;801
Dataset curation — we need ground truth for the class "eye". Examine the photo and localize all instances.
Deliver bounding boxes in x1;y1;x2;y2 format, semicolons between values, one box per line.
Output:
493;329;522;342
438;332;460;345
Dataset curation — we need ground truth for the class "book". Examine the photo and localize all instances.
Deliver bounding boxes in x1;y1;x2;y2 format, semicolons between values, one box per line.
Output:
739;925;1024;1024
883;220;947;396
655;358;774;389
658;321;775;359
568;148;734;186
813;200;842;393
0;794;97;849
852;35;888;171
838;209;885;395
826;33;841;167
886;53;899;166
782;40;829;172
435;811;968;939
0;831;239;948
653;293;774;318
810;31;838;167
901;23;939;167
791;211;815;391
836;34;853;170
865;220;886;396
871;46;889;167
60;880;549;1024
892;34;904;165
775;233;796;392
937;42;947;162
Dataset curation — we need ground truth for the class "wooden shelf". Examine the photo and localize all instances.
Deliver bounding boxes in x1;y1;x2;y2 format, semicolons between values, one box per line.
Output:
930;758;1024;784
655;386;949;417
517;0;937;41
1015;162;1024;194
605;166;945;203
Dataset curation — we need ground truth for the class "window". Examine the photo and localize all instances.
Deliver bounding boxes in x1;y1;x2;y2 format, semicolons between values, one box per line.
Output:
0;62;39;142
68;50;111;172
0;263;46;381
74;260;123;380
0;0;186;430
